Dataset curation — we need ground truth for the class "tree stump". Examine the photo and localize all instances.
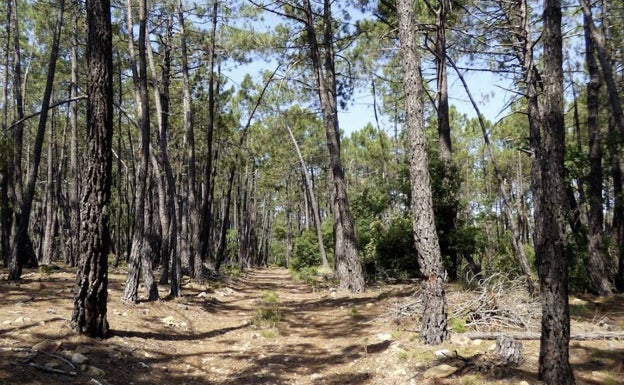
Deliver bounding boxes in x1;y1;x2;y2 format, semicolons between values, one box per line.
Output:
493;336;524;366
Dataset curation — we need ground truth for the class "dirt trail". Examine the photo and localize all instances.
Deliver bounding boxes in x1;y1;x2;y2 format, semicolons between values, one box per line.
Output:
0;267;413;385
3;267;624;385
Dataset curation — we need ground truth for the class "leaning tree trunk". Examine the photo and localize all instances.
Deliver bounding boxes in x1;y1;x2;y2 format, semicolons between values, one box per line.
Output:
535;1;574;383
583;12;613;296
71;0;113;339
302;0;364;292
396;0;448;345
9;0;65;279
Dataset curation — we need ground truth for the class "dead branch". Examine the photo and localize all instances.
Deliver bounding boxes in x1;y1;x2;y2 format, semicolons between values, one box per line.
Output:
463;331;624;340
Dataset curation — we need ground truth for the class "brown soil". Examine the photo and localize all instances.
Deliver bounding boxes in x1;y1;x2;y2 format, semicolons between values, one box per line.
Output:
1;266;624;385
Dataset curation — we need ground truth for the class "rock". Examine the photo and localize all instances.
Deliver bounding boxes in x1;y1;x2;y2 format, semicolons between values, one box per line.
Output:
519;381;530;385
423;364;458;379
85;365;105;377
161;316;176;326
197;292;209;298
14;317;25;324
310;373;323;380
44;361;61;369
377;333;393;341
72;352;89;364
2;320;11;325
32;340;62;353
472;339;483;346
434;349;451;358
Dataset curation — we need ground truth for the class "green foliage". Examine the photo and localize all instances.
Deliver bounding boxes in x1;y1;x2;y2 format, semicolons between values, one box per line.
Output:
449;317;467;333
252;291;281;328
291;266;319;286
290;221;333;271
363;215;419;278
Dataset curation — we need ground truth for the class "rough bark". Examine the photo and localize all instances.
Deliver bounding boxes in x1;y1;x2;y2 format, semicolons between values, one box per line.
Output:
68;10;81;267
71;0;113;339
122;0;157;303
302;0;364;293
583;13;613;296
396;0;448;345
535;1;574;383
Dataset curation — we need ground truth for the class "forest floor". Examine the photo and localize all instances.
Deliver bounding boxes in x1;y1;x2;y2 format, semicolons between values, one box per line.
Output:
1;266;624;385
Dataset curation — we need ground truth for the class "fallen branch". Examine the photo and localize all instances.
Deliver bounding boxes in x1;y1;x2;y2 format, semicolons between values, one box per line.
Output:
462;331;624;340
22;362;77;376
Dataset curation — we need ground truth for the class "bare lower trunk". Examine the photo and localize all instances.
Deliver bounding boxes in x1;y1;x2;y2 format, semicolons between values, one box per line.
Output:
396;0;448;345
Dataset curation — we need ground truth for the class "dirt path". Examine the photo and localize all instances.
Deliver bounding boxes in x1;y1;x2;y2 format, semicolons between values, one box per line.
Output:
0;267;413;385
2;267;624;385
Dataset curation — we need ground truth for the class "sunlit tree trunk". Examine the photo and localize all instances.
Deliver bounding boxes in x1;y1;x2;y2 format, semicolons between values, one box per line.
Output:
396;0;448;345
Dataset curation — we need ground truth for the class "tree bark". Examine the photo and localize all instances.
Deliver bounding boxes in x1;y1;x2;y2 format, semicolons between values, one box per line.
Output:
396;0;448;345
122;0;157;303
583;12;613;296
535;1;574;383
302;0;364;292
71;0;113;339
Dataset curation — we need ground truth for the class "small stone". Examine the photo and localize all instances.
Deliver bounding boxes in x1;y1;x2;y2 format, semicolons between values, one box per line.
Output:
2;320;11;325
310;373;323;380
366;303;374;308
122;312;128;317
72;352;89;364
434;349;451;358
86;365;105;377
377;333;393;341
32;340;62;353
197;292;209;298
14;317;25;324
472;339;483;346
423;364;458;379
519;381;530;385
161;316;176;326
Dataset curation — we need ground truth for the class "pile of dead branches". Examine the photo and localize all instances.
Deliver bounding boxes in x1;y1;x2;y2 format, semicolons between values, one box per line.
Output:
388;273;540;332
449;273;540;332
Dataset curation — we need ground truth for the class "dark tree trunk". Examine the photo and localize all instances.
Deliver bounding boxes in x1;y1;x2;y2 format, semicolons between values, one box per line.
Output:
176;0;203;284
9;0;65;278
583;13;613;296
302;0;364;292
396;0;448;345
535;1;574;383
71;0;113;339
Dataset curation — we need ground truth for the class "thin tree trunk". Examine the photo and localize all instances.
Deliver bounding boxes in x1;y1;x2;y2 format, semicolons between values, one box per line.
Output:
123;0;157;302
9;0;65;279
199;0;220;276
302;0;364;292
68;9;81;267
583;13;613;295
396;0;448;345
176;0;203;284
284;123;329;269
447;55;535;294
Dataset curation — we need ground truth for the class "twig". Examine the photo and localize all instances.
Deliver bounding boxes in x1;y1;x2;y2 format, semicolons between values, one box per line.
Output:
41;351;76;370
22;362;77;376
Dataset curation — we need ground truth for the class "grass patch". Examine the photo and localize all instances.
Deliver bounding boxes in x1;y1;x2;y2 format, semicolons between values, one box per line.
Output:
349;306;365;320
450;316;467;333
291;266;319;286
252;291;281;328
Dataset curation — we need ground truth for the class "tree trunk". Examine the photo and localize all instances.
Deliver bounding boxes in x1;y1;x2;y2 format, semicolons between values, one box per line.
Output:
122;0;158;303
284;122;329;269
583;12;613;296
67;10;81;267
535;1;574;383
176;0;203;284
9;0;65;279
396;0;448;345
71;0;113;339
302;0;364;292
